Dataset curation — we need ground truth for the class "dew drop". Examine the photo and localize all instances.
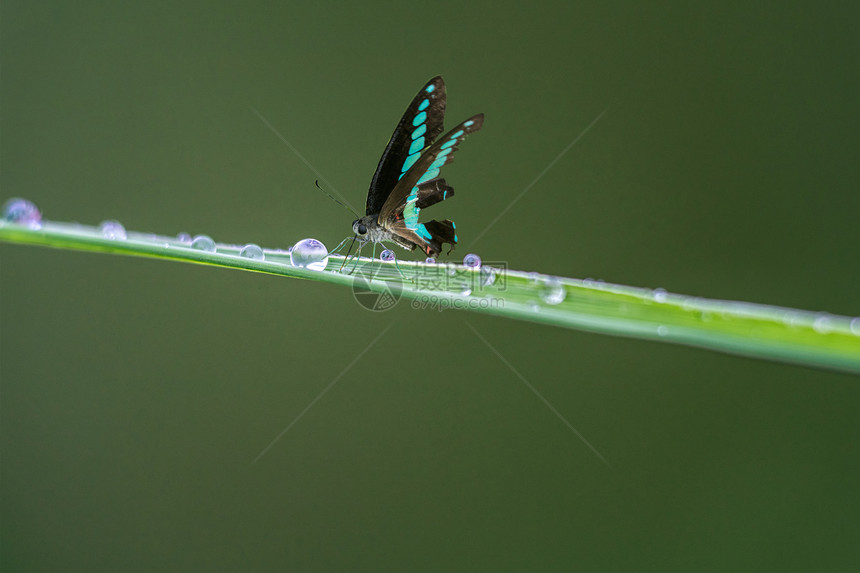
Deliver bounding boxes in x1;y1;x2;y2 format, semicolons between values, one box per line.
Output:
290;238;329;271
380;249;396;262
813;314;833;334
851;318;860;336
240;244;265;260
480;267;497;287
527;272;540;284
176;232;192;243
540;277;566;305
782;312;803;328
463;253;482;269
527;300;541;312
425;257;436;264
191;235;216;252
2;198;42;228
99;220;127;240
657;326;669;337
460;285;472;296
447;264;457;276
653;288;668;303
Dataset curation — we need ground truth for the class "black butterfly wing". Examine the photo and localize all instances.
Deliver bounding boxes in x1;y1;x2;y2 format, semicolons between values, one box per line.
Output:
365;76;447;216
379;113;484;227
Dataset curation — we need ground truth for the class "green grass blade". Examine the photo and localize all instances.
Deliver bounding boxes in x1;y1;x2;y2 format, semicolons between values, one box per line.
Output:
2;218;858;374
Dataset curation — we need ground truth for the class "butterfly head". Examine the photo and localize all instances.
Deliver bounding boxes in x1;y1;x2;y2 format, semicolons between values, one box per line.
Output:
352;215;380;244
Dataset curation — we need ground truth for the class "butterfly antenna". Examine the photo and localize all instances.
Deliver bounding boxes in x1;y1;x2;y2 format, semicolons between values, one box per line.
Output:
315;180;359;218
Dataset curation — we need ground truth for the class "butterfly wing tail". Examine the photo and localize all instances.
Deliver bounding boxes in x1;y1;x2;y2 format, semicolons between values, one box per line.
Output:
421;219;458;257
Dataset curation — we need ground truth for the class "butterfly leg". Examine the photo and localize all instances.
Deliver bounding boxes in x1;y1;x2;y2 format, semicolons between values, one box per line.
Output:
338;236;358;273
328;236;353;256
347;241;364;275
391;257;412;283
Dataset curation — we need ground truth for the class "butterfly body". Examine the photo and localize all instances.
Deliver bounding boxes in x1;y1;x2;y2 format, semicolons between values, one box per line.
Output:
352;76;483;258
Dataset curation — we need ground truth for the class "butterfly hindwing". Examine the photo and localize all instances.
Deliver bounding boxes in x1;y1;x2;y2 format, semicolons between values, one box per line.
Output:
365;76;447;216
415;178;454;209
385;218;457;258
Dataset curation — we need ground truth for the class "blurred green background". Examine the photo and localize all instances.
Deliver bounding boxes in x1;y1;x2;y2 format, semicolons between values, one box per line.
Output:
2;1;859;571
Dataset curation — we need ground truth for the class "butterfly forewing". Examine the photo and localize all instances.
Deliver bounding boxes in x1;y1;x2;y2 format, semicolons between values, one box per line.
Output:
379;113;484;227
365;76;447;216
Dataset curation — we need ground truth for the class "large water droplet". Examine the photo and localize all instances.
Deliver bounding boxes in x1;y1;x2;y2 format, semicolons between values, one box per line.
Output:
240;244;265;260
191;235;216;252
540;277;566;305
290;238;329;271
99;220;127;240
463;253;482;269
380;249;396;262
2;198;42;228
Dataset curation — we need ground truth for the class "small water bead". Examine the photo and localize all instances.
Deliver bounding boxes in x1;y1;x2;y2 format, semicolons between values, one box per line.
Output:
460;285;472;296
782;312;804;328
652;288;668;303
425;257;436;264
191;234;216;252
380;249;396;262
480;267;497;287
2;198;42;227
176;232;192;243
540;277;566;305
527;300;542;313
240;244;265;260
290;238;329;271
463;253;482;269
657;326;669;337
813;314;833;334
446;264;457;276
851;318;860;336
99;220;127;240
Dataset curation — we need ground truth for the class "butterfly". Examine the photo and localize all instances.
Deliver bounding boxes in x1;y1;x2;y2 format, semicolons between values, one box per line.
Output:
349;76;483;259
